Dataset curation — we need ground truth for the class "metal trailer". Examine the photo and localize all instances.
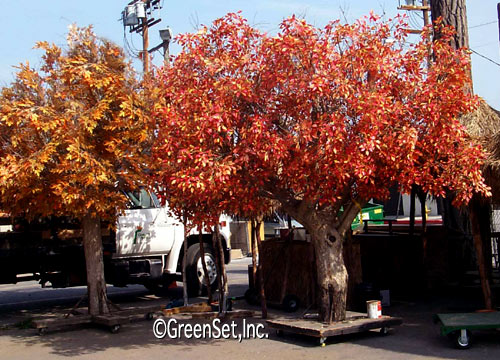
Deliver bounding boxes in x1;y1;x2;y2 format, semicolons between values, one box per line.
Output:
434;312;500;349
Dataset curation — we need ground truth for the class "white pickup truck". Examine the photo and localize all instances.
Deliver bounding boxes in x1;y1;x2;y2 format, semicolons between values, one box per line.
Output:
111;189;231;296
0;189;231;297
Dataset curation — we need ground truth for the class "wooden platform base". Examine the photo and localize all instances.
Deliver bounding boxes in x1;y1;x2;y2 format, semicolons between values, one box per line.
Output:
267;311;403;346
32;304;164;335
190;310;254;320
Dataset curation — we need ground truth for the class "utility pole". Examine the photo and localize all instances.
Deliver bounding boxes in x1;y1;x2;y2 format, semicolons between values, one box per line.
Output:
498;3;500;50
142;17;149;73
397;1;432;237
397;0;431;35
122;0;163;74
422;0;430;28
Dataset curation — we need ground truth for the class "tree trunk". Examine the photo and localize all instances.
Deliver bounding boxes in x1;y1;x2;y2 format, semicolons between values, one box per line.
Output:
430;0;473;91
430;0;470;49
311;228;348;323
82;213;109;316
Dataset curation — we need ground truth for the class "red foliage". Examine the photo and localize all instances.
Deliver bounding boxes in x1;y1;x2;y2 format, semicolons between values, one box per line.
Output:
153;12;490;227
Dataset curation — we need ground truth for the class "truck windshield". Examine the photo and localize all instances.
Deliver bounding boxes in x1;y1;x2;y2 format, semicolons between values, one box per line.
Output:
125;189;157;209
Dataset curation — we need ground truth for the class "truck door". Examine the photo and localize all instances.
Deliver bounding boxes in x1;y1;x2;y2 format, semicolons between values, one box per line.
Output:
115;189;179;257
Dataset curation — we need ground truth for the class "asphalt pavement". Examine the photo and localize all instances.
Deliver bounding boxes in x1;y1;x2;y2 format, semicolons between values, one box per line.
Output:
1;257;500;360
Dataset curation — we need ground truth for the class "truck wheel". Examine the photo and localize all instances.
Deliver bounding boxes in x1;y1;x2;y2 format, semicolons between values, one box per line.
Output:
186;243;217;297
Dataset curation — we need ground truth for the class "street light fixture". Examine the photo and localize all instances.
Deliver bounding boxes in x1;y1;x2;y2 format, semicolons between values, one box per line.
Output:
159;28;173;42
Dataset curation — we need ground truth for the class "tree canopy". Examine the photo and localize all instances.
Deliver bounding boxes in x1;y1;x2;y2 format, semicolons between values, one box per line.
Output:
154;12;489;229
0;26;152;221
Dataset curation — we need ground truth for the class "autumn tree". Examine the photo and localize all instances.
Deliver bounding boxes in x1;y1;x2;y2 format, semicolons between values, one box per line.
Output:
0;26;151;315
154;13;490;323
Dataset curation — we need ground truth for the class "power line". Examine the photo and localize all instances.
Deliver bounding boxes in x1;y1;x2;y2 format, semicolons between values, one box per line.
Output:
469;20;497;29
470;48;500;67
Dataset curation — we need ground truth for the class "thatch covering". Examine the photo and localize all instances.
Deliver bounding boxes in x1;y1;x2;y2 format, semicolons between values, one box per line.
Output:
462;100;500;139
461;99;500;204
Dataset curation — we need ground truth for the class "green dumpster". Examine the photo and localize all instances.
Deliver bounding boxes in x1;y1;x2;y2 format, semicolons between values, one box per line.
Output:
350;202;384;230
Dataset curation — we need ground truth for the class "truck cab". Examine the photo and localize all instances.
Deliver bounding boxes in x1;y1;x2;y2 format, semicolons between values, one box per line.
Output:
110;189;231;296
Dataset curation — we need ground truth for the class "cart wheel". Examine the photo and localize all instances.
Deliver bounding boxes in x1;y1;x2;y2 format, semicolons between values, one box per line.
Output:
146;312;154;320
276;329;284;337
380;327;389;335
110;324;121;334
319;337;327;346
282;295;300;313
452;329;471;349
38;327;47;336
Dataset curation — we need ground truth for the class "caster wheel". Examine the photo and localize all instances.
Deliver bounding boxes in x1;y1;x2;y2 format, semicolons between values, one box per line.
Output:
380;327;389;335
453;329;471;349
38;328;47;336
110;324;121;334
282;295;300;313
146;312;154;320
319;337;327;346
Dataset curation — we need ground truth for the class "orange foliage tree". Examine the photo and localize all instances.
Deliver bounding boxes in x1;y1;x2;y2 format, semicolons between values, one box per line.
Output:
153;13;490;322
0;26;152;315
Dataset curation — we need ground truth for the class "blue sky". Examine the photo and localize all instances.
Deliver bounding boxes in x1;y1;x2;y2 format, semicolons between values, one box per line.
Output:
1;1;499;108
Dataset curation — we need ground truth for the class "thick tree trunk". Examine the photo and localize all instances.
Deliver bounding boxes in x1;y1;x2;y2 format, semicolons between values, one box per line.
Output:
430;0;473;91
82;213;109;316
277;197;360;323
311;228;348;323
430;0;470;49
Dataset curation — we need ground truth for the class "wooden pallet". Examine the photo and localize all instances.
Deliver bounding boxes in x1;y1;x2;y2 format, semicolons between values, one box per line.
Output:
32;304;164;335
190;310;255;320
267;311;403;346
162;302;213;316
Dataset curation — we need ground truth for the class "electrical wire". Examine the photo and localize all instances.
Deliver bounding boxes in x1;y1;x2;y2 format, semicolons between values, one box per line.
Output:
469;21;497;29
470;48;500;67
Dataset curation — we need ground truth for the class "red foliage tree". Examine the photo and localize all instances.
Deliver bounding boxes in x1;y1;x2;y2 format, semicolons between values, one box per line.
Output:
153;13;490;322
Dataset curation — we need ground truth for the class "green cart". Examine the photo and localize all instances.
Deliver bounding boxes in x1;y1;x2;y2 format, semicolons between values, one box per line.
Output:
434;312;500;349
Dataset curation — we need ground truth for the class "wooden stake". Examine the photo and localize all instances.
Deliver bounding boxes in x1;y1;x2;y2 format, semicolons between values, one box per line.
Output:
199;232;213;304
182;212;189;306
255;221;268;319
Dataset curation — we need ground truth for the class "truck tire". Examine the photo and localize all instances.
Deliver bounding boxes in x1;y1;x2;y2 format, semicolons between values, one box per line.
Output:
186;243;218;297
